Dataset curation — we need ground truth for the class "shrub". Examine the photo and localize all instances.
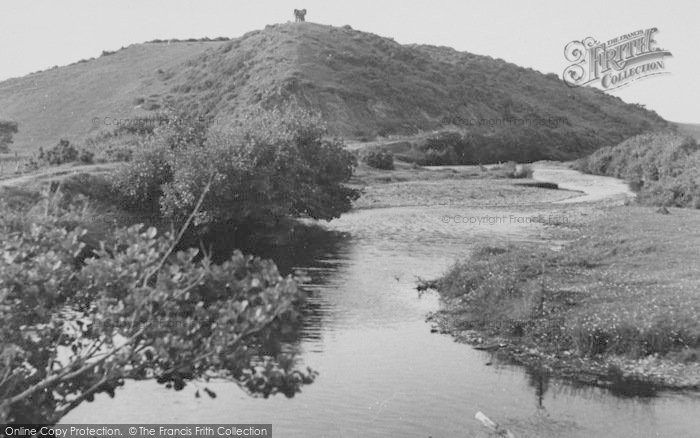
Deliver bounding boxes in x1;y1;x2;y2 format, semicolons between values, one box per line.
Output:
41;139;79;165
110;146;173;210
361;150;394;170
78;148;94;164
0;120;19;153
576;132;700;208
105;145;133;162
160;105;360;227
112;104;359;228
0;193;313;424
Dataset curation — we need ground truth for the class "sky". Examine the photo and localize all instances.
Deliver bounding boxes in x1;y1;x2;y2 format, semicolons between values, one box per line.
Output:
0;0;697;122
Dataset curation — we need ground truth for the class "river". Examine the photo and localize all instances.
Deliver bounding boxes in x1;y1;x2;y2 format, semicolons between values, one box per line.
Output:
65;165;700;437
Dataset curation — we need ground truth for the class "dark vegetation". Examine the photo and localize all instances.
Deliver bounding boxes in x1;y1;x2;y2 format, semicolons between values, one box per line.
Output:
0;104;358;423
0;120;18;153
412;129;576;165
37;139;94;165
111;104;359;228
575;132;700;208
515;181;558;190
360;150;394;170
0;188;314;423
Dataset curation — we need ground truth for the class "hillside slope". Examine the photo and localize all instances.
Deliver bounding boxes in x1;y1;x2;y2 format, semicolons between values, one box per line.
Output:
0;41;226;154
0;22;668;159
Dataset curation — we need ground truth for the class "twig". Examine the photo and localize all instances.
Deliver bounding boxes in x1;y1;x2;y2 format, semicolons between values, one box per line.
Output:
1;327;144;409
141;173;214;289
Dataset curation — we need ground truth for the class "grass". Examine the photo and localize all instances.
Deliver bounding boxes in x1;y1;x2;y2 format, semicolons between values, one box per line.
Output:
349;160;571;209
0;155;32;178
431;205;700;386
0;40;227;154
0;22;667;160
0;170;169;258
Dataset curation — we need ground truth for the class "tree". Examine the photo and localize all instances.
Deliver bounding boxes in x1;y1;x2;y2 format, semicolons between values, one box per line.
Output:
0;120;18;153
113;104;360;228
0;188;315;424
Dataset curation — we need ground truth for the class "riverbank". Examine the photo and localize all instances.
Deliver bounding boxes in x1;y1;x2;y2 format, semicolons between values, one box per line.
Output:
350;161;580;209
427;203;700;391
5;157;699;393
351;159;700;391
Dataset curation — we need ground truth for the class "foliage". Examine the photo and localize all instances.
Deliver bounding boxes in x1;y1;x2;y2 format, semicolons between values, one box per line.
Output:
0;190;313;424
575;132;700;208
112;105;360;228
83;130;141;163
38;139;94;166
105;146;134;162
0;120;19;153
111;146;174;211
78;149;94;164
416;128;585;165
152;109;210;151
360;150;394;170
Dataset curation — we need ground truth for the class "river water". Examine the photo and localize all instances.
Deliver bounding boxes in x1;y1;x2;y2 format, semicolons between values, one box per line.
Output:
65;165;700;437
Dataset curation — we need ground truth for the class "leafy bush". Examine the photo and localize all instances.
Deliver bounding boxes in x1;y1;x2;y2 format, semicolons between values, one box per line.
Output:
111;146;174;211
38;139;95;166
40;139;78;165
105;145;133;162
78;148;94;164
0;120;18;153
113;105;360;228
575;132;700;208
0;192;314;424
361;150;394;170
419;131;465;165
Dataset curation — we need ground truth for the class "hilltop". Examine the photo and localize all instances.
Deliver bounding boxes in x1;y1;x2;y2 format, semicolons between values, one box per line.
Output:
0;22;668;160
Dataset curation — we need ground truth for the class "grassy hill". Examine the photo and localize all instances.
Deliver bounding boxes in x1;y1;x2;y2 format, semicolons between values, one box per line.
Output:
0;22;669;160
0;41;227;155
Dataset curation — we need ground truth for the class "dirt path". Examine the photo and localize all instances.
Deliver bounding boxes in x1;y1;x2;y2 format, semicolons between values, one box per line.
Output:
0;163;122;188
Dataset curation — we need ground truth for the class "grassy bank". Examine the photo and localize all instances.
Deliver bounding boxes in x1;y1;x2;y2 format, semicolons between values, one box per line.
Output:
428;205;700;390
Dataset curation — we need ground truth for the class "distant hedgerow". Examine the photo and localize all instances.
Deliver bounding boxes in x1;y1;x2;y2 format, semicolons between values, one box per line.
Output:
361;150;394;170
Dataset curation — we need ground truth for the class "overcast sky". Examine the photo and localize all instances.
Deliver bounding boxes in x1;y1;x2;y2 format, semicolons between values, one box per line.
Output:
0;0;697;122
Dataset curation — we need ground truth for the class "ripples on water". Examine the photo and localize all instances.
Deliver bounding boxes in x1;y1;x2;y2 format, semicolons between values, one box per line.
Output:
65;168;700;437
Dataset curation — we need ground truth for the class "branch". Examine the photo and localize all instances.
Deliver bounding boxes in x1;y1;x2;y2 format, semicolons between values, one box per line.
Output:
52;374;108;422
0;327;144;410
159;303;289;378
141;174;214;289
